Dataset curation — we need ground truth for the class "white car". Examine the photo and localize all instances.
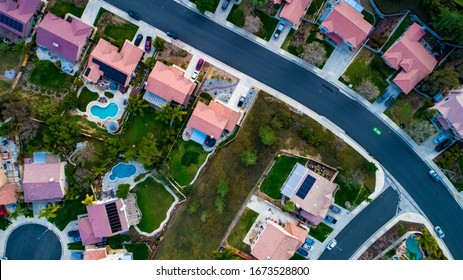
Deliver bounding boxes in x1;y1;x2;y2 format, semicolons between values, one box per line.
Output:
434;226;445;238
326;239;337;250
191;70;199;80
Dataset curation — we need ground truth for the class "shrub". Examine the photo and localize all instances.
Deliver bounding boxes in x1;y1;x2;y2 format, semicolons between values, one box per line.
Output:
181;150;200;167
241;148;258;166
259;126;276;145
153;37;165;51
116;184;130;199
283;201;295;212
188;201;200;214
200;211;208;223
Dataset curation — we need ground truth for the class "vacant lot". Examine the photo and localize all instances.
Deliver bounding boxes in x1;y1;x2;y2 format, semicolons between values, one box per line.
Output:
94;8;138;48
227;208;259;253
50;0;87;18
156;38;193;70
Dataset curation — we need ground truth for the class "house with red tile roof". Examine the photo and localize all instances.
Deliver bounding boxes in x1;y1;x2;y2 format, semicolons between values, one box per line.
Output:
185;100;241;146
433;89;463;141
319;0;372;49
0;168;17;205
36;13;93;63
83;247;133;260
78;198;129;245
143;61;196;107
0;0;41;39
280;163;337;225
382;23;438;94
22;152;67;202
84;38;143;87
274;0;312;28
251;221;307;260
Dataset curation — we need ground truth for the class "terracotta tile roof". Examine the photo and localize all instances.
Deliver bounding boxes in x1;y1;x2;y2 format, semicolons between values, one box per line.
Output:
22;162;66;202
320;0;372;48
36;13;93;62
0;0;40;24
251;222;306;260
383;23;437;93
279;0;312;27
434;90;463;137
144;61;196;105
84;248;108;260
77;217;104;245
0;168;7;186
187;101;241;138
0;183;17;205
86;199;129;238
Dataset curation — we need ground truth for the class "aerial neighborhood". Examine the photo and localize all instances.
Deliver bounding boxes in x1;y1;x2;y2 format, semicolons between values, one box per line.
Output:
0;0;462;262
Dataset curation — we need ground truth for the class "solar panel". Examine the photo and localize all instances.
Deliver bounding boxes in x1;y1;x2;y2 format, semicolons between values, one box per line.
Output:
295;175;316;199
92;58;128;85
105;202;122;233
0;13;23;32
84;67;91;77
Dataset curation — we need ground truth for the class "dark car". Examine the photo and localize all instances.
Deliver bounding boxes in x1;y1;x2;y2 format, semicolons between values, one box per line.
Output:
145;36;152;52
296;248;308;258
274;21;286;39
222;0;229;9
329;205;341;214
67;230;80;238
385;96;396;107
195;58;204;71
166;31;178;39
377;91;391;103
128;11;141;20
237;96;246;107
325;215;337;224
134;34;143;46
435;139;452;152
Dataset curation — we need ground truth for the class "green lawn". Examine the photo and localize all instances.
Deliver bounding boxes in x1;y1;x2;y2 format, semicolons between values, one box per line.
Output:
50;0;86;18
190;0;220;12
68;241;85;250
104;92;114;99
49;198;88;230
94;8;138;48
361;10;376;25
253;9;279;41
227;208;259;253
30;60;70;90
226;4;244;27
167;140;210;186
125;243;150;260
382;16;414;51
384;92;428;127
309;222;333;242
131;177;176;233
260;155;307;199
122;108;167;147
77;87;99;112
306;0;326;18
0;50;21;73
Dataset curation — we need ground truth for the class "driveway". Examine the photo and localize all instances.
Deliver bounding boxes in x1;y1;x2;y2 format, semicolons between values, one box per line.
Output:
322;43;357;79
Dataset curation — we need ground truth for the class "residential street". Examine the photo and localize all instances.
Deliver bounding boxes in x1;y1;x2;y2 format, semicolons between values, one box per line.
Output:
104;0;463;259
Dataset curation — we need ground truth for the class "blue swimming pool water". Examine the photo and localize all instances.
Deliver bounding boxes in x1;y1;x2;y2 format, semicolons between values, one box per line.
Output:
406;235;423;260
109;163;136;181
90;102;119;120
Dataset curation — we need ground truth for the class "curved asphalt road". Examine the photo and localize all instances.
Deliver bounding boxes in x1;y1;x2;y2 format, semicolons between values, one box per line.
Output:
106;0;463;259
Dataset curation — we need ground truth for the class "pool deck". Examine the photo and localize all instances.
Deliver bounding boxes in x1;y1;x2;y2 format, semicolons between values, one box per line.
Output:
102;162;146;198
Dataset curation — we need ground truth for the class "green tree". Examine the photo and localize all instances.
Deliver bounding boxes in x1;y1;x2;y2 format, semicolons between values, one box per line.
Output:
38;204;61;219
217;180;229;198
155;103;187;125
196;0;216;13
116;184;131;199
241;148;258;166
212;248;239;260
81;194;95;206
137;133;163;167
259;126;276;145
9;204;32;220
127;94;149;117
200;211;208;223
12;40;27;54
153;37;165;51
283;200;295;212
298;126;323;146
60;91;79;111
188;201;200;214
145;57;156;69
43;115;81;155
214;196;225;214
430;8;463;45
105;137;126;159
420;67;460;95
251;0;268;8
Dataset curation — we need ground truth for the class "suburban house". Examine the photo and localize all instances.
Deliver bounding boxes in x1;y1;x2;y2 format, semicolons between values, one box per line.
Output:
83;247;133;260
77;198;129;245
433;89;463;141
280;163;337;225
143;61;196;107
319;0;373;49
0;0;41;40
382;23;438;94
251;222;307;260
84;38;143;88
36;13;93;63
185;100;241;148
22;152;67;202
0;168;17;206
274;0;312;28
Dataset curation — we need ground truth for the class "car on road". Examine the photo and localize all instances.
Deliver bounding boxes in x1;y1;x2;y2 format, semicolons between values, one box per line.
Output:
274;21;286;39
134;34;143;46
329;205;341;214
429;170;441;182
166;31;178;39
435;139;452;152
433;133;447;145
128;11;141;20
373;127;382;135
145;36;152;52
305;237;315;245
326;239;337;250
296;247;309;258
434;226;445;238
325;215;337;224
222;0;229;9
385;96;396;107
377;91;391;103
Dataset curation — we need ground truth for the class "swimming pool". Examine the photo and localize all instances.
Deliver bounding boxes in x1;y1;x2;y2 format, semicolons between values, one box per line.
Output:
90;102;119;120
109;162;136;181
406;235;423;260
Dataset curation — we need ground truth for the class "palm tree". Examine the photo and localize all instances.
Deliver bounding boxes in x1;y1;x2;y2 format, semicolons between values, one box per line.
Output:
127;94;149;117
9;204;32;220
81;194;95;206
155;103;187;125
212;248;239;260
38;204;61;219
417;229;440;259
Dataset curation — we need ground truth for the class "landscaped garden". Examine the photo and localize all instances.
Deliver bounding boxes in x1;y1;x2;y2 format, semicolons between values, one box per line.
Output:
131;177;176;233
309;222;333;242
227;208;259;253
122;107;167;147
48;198;88;230
77;87;99;112
30;60;71;90
125;243;151;260
94;8;138;48
260;155;307;199
166;140;210;186
50;0;87;18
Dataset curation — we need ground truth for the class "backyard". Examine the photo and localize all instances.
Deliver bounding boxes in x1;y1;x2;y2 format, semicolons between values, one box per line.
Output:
166;140;210;186
122;107;167;147
381;16;413;51
131;177;176;233
0;49;21;73
94;8;138;48
77;87;99;112
227;208;259;253
309;222;333;242
50;0;87;18
260;155;307;199
30;60;71;90
48;198;88;230
125;243;151;260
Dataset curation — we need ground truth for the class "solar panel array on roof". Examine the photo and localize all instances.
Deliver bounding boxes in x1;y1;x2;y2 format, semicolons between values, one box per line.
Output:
0;14;23;32
105;202;122;233
91;58;128;85
295;175;316;199
84;67;91;77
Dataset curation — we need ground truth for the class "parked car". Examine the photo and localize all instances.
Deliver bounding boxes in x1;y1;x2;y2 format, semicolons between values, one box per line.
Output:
377;91;391;103
296;247;309;258
145;36;152;52
435;139;452;152
429;170;441;182
134;34;143;46
434;226;445;238
385;96;396;107
0;205;9;218
325;215;337;224
302;243;313;251
195;58;204;71
67;230;80;238
274;20;286;39
72;251;84;260
305;237;315;245
326;239;337;250
433;133;447;145
128;11;141;20
222;0;229;9
329;205;341;214
166;31;178;39
237;96;246;107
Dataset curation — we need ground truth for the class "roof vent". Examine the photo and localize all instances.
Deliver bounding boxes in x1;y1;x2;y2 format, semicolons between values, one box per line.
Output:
52;42;59;48
49;178;55;182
